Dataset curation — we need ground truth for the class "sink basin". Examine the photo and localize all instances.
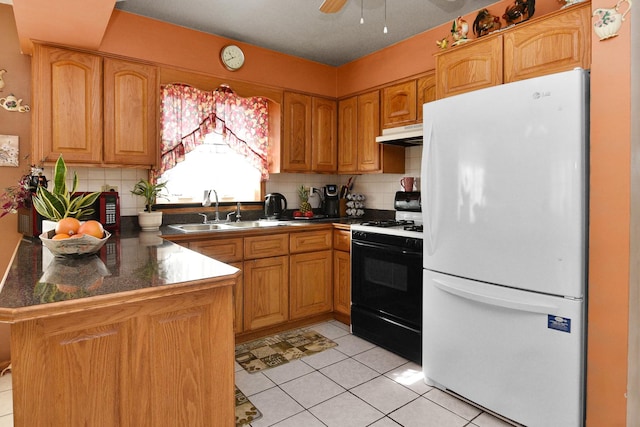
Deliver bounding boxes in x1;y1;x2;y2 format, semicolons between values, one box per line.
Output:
225;220;286;228
168;223;234;232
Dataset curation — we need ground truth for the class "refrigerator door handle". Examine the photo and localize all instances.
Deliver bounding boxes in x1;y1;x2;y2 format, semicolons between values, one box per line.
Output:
423;121;436;255
432;278;558;314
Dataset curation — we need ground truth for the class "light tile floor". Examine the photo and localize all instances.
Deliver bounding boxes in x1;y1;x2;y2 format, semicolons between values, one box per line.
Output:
0;320;516;427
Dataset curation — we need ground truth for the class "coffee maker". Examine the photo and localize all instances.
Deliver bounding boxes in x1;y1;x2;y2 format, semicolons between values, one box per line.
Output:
323;184;339;218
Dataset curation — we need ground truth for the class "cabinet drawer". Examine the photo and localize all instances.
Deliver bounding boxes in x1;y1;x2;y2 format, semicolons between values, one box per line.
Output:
244;233;289;259
189;238;243;263
290;230;332;253
333;230;351;252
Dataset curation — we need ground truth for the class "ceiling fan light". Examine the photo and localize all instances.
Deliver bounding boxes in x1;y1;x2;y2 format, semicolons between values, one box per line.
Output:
360;0;364;24
383;25;388;34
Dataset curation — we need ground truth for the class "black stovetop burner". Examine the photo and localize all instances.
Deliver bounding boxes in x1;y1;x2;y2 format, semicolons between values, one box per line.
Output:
404;224;423;232
360;219;415;228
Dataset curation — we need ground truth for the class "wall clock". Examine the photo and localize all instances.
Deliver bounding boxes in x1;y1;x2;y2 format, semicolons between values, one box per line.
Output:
220;45;245;71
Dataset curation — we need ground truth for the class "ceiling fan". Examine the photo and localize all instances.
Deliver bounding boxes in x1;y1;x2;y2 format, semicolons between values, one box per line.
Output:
319;0;348;13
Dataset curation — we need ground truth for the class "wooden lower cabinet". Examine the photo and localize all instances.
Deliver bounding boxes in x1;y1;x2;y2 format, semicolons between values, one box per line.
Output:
290;250;333;319
11;286;234;427
333;250;351;316
333;229;351;317
243;255;289;330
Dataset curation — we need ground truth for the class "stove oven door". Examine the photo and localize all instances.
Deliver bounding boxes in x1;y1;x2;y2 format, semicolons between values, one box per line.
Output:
351;237;423;362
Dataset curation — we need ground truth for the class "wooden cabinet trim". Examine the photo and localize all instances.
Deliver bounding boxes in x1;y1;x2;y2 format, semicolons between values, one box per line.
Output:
290;230;332;253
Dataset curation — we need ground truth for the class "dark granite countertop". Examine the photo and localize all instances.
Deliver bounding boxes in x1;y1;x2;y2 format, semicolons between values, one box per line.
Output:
0;233;239;321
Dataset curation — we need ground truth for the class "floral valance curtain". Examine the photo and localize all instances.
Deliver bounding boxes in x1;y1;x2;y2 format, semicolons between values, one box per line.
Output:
159;84;269;180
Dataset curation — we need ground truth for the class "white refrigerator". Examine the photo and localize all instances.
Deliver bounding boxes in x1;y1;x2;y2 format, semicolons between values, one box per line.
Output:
421;69;588;427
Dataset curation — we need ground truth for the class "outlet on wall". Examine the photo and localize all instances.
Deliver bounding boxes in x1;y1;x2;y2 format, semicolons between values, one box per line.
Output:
101;184;119;192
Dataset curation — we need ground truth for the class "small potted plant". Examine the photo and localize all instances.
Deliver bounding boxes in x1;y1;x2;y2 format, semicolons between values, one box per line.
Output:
131;179;167;231
32;154;101;226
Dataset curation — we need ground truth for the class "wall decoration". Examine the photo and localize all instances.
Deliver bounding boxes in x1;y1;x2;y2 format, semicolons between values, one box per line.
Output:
0;94;30;112
0;69;5;91
0;135;19;167
593;0;632;41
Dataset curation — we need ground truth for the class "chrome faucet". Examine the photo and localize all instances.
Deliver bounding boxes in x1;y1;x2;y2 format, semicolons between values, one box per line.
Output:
225;203;242;222
198;212;208;224
202;189;220;222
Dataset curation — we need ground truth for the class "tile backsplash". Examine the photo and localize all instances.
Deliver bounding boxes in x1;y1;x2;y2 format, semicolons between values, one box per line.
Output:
266;145;422;211
45;145;422;217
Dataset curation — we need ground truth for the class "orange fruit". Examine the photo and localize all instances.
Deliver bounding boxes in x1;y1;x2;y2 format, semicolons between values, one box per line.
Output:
55;217;81;236
70;233;85;239
78;220;104;239
52;233;70;240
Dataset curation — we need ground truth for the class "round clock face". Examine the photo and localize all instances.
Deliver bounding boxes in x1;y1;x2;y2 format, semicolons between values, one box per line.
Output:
220;45;245;71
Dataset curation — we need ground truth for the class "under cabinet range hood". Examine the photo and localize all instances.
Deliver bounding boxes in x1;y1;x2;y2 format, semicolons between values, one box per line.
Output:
376;123;423;146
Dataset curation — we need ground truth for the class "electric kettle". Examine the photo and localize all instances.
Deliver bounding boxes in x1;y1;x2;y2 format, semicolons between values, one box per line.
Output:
264;193;287;219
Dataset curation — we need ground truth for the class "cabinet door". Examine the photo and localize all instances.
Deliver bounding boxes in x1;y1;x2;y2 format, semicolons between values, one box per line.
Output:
333;250;351;316
189;237;243;263
32;45;102;164
244;233;288;259
290;230;332;253
417;72;436;122
436;36;503;99
244;256;289;330
312;97;338;172
103;58;158;166
290;250;333;319
357;90;381;172
338;96;358;173
283;92;312;172
503;3;591;83
382;80;417;129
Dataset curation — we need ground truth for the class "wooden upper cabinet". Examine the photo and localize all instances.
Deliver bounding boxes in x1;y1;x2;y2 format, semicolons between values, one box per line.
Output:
417;72;436;122
338;90;404;174
32;45;103;164
503;2;591;83
32;44;158;168
338;96;358;173
311;97;338;172
436;36;503;99
356;90;381;172
382;80;417;129
103;58;158;166
282;92;312;172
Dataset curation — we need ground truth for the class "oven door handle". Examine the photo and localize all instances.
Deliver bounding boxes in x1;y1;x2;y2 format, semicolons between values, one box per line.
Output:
352;240;422;257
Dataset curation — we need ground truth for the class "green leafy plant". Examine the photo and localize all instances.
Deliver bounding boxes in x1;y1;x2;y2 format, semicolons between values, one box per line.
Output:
32;155;100;221
131;179;168;212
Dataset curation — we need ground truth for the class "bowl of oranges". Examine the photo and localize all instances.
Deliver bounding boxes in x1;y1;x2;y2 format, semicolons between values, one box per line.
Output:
39;218;111;257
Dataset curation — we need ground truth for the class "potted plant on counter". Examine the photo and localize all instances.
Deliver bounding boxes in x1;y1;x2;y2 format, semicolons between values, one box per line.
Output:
32;154;101;229
131;179;168;231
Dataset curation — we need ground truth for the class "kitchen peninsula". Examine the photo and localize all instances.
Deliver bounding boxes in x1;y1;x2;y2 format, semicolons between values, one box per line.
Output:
0;234;239;427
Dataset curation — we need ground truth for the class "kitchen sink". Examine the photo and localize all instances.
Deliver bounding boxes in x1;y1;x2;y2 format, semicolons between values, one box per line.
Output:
167;220;291;233
168;223;235;232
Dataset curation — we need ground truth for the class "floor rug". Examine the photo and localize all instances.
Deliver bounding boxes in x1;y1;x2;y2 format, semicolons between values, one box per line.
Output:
235;328;338;373
235;386;262;426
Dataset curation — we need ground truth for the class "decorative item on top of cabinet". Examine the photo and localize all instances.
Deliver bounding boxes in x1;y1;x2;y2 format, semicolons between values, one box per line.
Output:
473;9;503;38
503;0;536;25
451;16;470;46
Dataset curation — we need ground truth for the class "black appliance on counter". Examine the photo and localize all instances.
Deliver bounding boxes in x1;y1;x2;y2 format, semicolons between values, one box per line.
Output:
264;193;287;219
323;184;339;218
350;191;423;363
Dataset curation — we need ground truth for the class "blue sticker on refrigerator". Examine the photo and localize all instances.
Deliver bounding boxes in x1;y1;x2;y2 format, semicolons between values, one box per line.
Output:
548;315;571;333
